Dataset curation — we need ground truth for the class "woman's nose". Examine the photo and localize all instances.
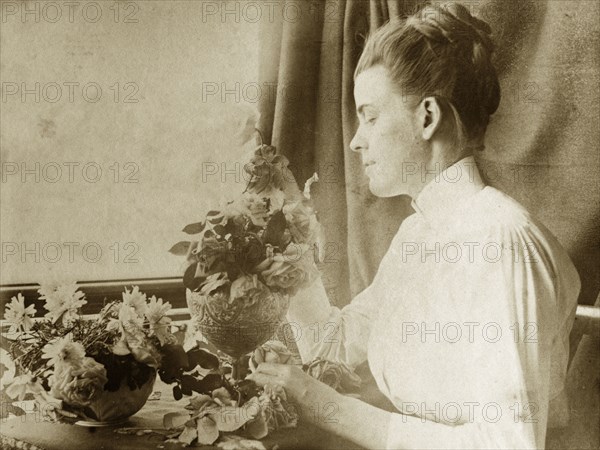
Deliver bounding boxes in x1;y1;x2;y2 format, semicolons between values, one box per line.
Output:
350;129;366;153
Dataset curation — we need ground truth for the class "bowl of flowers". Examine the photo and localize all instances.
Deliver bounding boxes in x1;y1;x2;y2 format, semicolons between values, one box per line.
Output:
3;282;178;426
169;118;324;378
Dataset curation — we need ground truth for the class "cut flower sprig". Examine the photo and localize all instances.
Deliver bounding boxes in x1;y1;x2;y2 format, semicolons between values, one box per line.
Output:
159;340;300;446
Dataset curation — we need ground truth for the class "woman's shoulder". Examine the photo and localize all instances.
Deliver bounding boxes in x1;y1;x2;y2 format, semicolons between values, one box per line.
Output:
459;186;580;291
468;186;576;269
455;185;568;258
469;185;538;233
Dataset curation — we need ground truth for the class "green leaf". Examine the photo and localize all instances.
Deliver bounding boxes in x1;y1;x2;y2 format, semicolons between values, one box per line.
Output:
179;425;198;445
212;224;227;236
181;375;197;396
183;263;204;291
0;403;25;420
235;380;260;404
164;411;189;429
245;414;268;439
186;394;214;411
160;344;190;373
196;416;219;445
182;222;205;235
206;210;225;225
210;405;251;432
194;373;226;394
169;241;192;255
187;348;220;370
263;210;287;248
173;385;183;401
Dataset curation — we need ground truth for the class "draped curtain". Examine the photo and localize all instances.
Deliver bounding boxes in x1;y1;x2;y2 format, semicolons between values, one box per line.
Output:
257;0;599;309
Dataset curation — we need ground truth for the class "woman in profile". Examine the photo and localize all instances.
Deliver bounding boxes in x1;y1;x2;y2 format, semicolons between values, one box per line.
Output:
249;3;581;449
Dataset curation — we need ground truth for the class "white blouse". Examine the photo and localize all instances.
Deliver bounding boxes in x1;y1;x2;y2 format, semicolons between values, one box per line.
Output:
288;156;581;449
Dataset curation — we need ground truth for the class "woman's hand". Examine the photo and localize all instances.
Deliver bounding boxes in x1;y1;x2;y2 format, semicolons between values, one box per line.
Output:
246;362;342;422
247;362;390;449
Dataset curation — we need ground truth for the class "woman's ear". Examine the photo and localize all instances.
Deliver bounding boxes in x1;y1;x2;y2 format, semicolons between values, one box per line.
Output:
418;96;443;141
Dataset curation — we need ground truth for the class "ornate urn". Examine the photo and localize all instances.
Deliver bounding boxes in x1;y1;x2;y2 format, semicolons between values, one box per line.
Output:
186;288;289;377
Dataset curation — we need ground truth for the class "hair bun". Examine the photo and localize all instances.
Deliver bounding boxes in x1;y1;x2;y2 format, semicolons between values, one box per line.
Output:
416;2;494;53
412;2;500;116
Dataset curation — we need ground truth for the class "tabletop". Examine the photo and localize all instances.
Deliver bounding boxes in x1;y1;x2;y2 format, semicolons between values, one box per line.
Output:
1;378;369;450
0;362;396;450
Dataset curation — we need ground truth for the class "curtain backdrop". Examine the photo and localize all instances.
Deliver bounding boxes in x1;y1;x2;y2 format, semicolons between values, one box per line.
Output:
258;0;599;309
258;1;599;446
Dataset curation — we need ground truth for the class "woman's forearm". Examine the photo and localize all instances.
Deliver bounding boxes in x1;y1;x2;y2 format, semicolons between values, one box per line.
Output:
301;389;390;450
287;275;377;367
286;276;338;362
287;275;333;327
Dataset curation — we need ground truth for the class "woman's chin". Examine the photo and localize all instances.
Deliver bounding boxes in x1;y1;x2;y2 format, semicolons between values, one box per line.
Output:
368;180;405;198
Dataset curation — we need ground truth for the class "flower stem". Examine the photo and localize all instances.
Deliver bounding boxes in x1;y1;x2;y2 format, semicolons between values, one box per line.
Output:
231;357;243;381
255;128;265;146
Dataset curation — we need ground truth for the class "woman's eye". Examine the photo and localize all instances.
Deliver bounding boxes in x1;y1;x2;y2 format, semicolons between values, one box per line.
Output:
366;117;376;124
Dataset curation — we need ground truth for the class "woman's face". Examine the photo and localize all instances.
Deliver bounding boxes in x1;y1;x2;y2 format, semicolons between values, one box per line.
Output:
350;65;428;198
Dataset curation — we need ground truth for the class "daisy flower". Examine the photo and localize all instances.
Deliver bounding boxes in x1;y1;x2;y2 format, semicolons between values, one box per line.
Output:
110;303;147;355
118;304;145;334
4;373;46;401
38;281;87;324
42;336;86;367
4;293;36;334
145;295;171;324
122;286;148;317
145;296;172;345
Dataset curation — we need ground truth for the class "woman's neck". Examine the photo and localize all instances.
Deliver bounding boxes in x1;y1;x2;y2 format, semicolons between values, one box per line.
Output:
409;141;474;198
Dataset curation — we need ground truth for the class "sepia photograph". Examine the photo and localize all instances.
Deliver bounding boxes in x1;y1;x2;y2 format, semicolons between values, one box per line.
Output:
0;1;598;449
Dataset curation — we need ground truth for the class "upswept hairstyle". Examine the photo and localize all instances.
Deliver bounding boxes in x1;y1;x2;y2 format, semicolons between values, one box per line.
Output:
355;2;501;146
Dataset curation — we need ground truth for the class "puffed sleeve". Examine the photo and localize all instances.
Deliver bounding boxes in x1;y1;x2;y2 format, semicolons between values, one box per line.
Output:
384;220;580;449
286;274;380;368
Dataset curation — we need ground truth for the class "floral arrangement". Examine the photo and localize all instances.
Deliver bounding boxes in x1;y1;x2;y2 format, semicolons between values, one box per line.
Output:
158;340;362;446
2;282;178;422
163;383;299;446
169;114;324;303
156;340;298;446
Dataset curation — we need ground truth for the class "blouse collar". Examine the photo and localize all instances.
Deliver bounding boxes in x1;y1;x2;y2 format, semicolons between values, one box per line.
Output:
411;156;486;226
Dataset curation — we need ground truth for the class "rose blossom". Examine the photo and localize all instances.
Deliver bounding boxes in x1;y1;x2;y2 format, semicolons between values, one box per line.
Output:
304;359;362;393
257;386;299;432
244;145;290;194
241;193;271;227
249;340;300;371
229;274;271;307
257;243;317;293
199;272;230;296
49;357;108;407
282;200;323;246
